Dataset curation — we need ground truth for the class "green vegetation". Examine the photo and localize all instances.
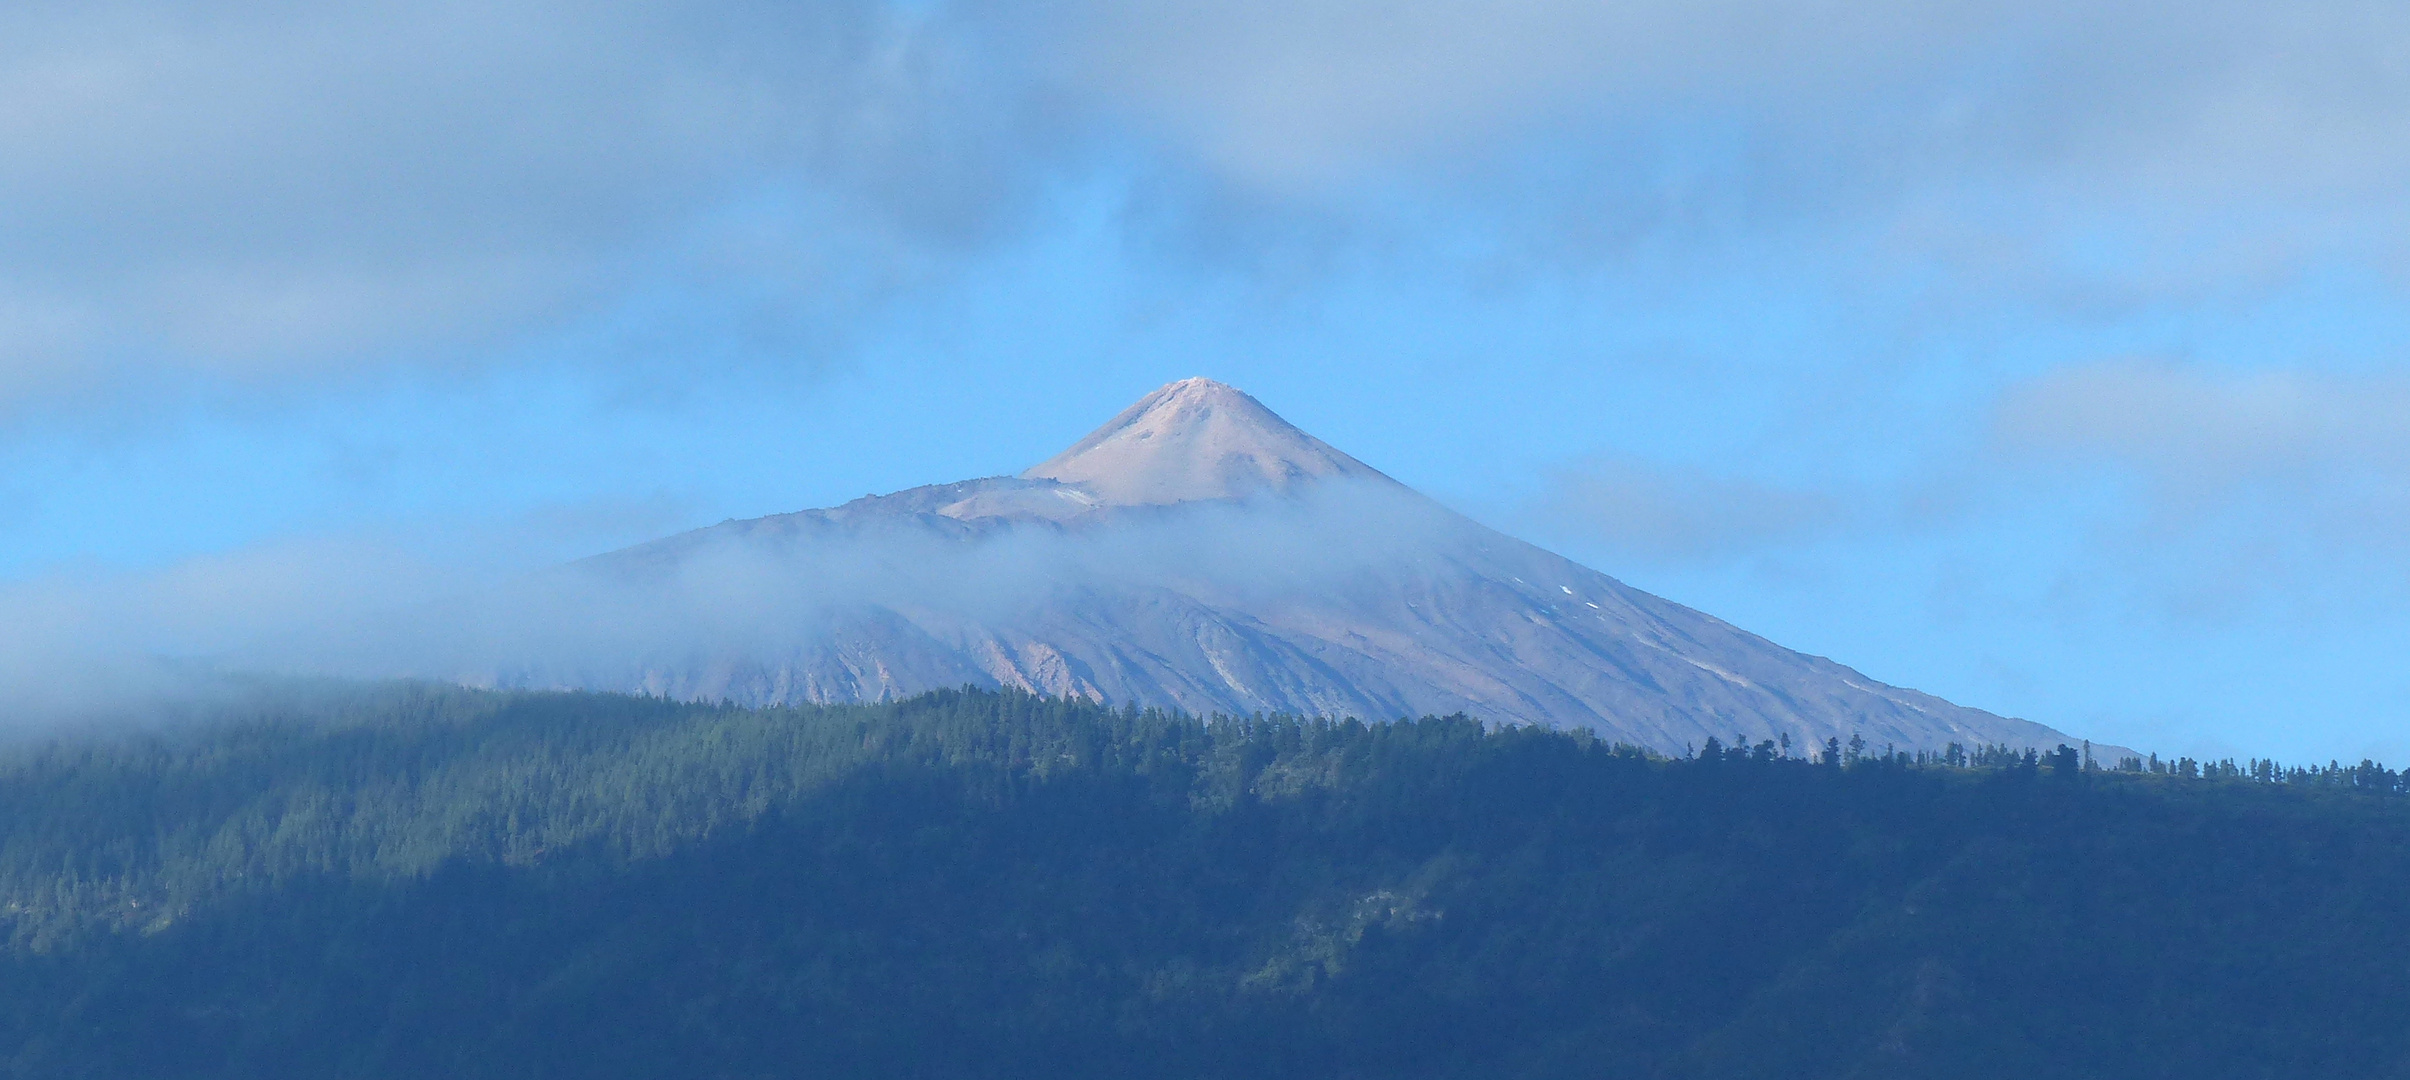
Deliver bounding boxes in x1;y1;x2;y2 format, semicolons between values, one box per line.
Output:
0;682;2405;1078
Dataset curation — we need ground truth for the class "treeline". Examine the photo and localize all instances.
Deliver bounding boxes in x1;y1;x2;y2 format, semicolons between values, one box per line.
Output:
1697;729;2410;796
0;684;2407;1078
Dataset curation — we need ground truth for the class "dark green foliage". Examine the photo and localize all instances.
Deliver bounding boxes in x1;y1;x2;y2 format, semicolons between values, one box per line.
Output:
0;683;2404;1078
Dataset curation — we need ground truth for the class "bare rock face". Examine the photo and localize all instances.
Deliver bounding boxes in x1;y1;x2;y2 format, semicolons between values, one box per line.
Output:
1022;377;1390;504
550;378;2092;756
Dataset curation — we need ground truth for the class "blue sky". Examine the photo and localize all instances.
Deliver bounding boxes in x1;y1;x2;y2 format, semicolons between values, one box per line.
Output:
4;0;2409;760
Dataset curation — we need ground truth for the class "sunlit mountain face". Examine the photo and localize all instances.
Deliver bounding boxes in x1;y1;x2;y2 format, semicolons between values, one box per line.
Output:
472;378;2093;757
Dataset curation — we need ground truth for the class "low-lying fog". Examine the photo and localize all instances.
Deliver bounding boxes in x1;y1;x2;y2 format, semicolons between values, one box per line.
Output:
0;480;1480;726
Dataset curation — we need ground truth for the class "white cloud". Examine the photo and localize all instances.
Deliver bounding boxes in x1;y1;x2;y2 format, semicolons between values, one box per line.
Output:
0;0;1031;400
7;0;2410;406
1009;0;2410;201
0;478;1479;722
992;0;2410;313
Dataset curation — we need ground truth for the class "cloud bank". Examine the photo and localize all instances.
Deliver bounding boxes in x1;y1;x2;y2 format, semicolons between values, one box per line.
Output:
0;481;1474;724
0;0;1030;399
4;0;2409;405
1013;0;2410;196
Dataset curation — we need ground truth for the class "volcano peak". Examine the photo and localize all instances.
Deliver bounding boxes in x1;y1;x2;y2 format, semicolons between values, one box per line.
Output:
1021;378;1389;505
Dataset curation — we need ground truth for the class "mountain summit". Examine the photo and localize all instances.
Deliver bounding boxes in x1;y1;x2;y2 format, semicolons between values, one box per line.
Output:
1022;377;1391;505
556;379;2094;756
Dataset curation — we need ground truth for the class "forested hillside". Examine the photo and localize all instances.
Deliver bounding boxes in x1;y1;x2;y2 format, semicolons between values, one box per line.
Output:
0;684;2405;1078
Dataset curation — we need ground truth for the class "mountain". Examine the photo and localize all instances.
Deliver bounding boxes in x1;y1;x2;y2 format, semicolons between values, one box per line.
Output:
536;377;2087;756
0;685;2399;1079
1023;376;1392;503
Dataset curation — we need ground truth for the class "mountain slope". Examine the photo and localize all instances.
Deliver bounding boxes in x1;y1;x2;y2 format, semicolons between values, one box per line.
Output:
0;685;2400;1079
543;378;2085;755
